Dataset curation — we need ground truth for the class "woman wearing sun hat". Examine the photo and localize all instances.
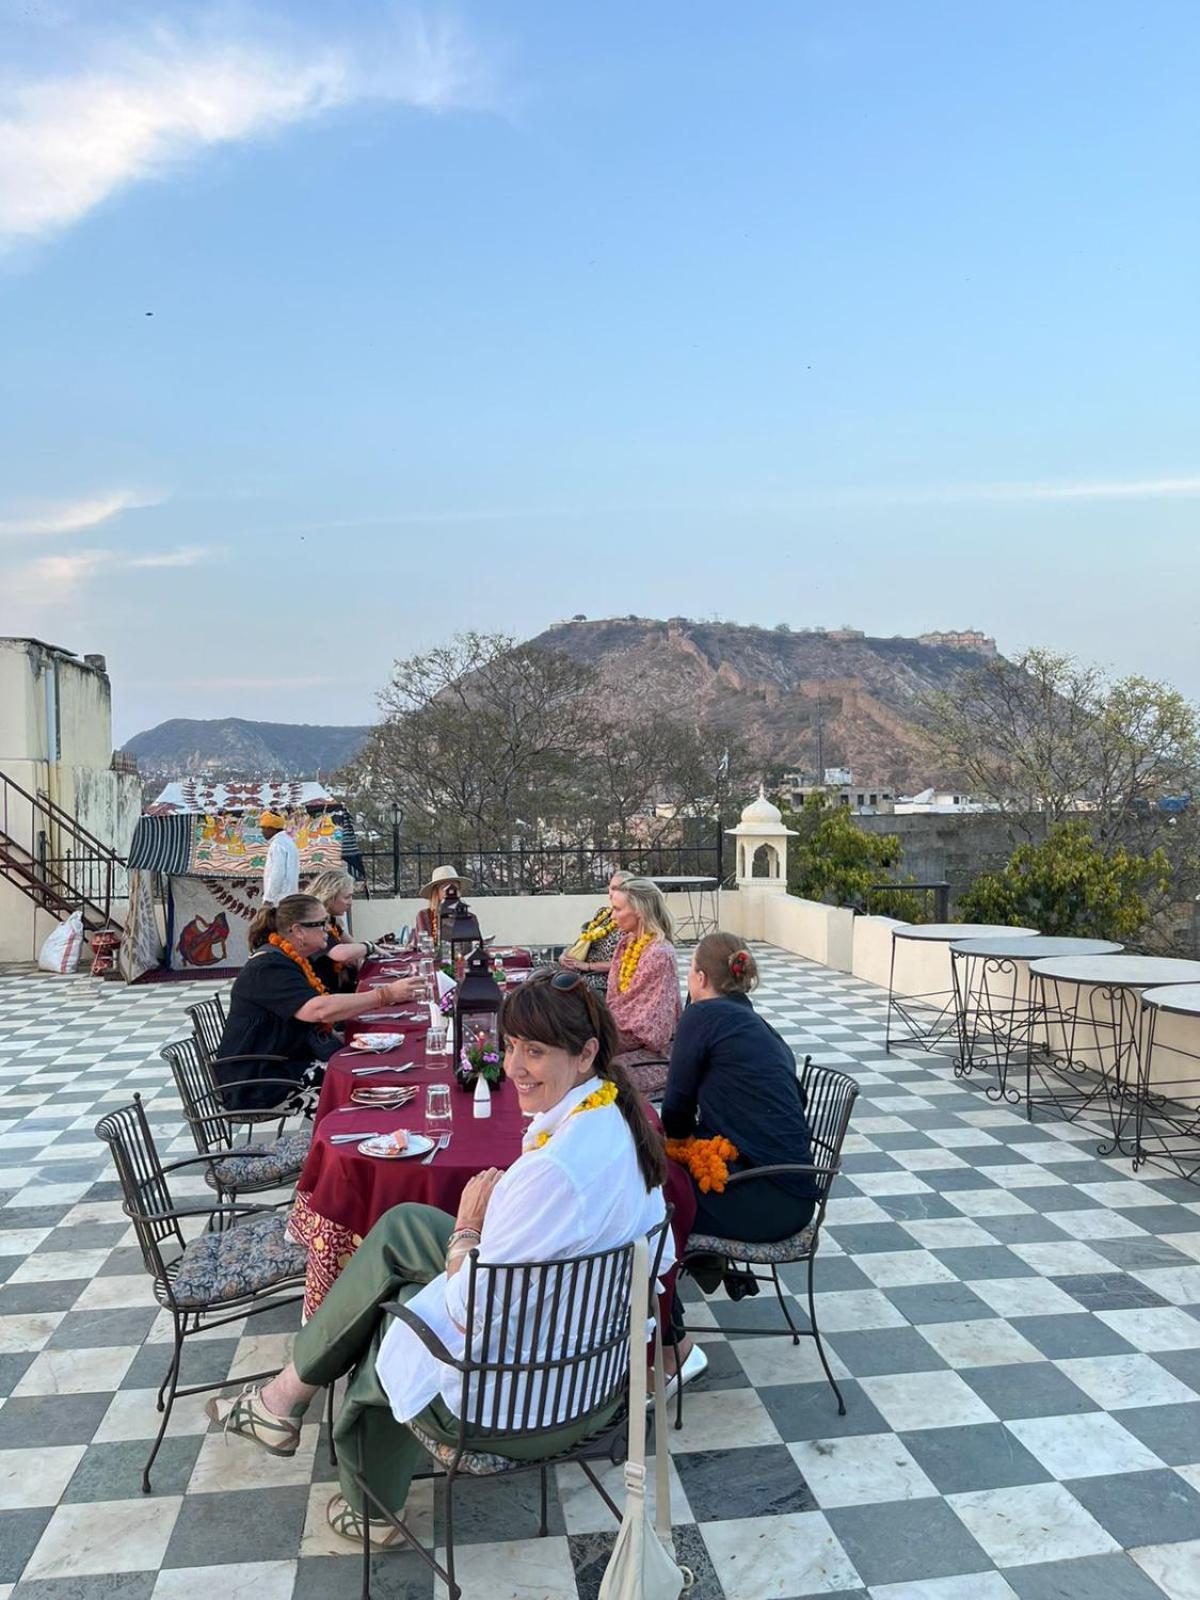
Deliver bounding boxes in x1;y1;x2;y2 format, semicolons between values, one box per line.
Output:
413;864;472;948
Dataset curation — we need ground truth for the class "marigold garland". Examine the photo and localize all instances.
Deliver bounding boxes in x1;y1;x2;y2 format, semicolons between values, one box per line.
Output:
665;1135;740;1194
268;933;328;996
532;1079;619;1148
579;908;616;946
616;932;654;992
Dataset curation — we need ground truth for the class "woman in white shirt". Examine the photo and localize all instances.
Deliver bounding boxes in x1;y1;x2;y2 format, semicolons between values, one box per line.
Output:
211;971;671;1546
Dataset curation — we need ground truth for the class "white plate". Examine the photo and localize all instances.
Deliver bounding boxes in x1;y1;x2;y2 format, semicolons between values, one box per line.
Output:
350;1033;404;1052
357;1132;435;1160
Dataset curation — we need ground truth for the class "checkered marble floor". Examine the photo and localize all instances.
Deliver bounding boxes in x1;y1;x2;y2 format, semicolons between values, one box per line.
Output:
2;951;1200;1599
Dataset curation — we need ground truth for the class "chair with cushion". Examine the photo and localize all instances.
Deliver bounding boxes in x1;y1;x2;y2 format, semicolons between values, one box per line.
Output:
162;1037;311;1213
613;1044;672;1099
673;1059;859;1423
94;1094;307;1492
350;1218;671;1600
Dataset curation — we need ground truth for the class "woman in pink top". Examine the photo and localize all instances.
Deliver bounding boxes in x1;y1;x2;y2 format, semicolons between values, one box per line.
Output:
606;877;681;1094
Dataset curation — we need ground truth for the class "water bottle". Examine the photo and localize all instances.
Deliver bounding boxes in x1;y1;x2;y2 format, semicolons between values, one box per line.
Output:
473;1074;492;1119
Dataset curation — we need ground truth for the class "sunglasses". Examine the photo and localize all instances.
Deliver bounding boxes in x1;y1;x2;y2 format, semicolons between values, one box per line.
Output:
295;919;328;930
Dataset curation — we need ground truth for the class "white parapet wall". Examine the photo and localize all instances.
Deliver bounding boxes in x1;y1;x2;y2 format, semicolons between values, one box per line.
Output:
347;890;710;949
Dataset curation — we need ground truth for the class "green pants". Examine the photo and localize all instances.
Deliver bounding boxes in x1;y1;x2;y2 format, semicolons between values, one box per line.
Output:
293;1203;615;1516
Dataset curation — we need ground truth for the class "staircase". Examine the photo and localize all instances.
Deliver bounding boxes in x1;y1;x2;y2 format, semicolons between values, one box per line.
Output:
0;770;125;933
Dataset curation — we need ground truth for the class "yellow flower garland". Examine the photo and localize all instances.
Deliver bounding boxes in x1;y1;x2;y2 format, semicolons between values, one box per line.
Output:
579;908;616;946
532;1080;619;1148
617;932;653;992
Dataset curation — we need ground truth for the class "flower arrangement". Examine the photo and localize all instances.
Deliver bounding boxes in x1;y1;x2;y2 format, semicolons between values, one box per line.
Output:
665;1135;740;1193
455;1024;503;1091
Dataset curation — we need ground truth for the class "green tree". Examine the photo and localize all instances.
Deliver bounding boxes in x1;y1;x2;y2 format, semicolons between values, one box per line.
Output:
956;820;1170;942
782;794;927;918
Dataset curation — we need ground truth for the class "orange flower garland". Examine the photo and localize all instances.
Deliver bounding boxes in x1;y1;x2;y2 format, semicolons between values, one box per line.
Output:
268;933;329;996
665;1135;740;1194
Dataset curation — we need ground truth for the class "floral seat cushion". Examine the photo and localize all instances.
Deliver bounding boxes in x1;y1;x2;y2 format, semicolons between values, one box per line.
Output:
169;1213;307;1307
612;1048;670;1098
203;1129;311;1192
684;1224;816;1264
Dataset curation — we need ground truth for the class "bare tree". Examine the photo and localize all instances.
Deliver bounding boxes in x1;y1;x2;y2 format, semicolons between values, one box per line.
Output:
925;648;1200;844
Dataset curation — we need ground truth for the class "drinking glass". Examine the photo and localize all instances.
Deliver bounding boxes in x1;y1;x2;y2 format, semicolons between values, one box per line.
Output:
425;1024;448;1065
425;1084;452;1137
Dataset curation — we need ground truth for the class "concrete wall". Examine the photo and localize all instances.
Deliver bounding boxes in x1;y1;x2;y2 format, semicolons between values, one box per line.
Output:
856;811;1035;899
347;890;709;949
0;640;137;964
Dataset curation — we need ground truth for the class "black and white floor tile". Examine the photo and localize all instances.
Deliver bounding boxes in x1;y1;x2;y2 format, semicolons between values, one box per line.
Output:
2;950;1199;1598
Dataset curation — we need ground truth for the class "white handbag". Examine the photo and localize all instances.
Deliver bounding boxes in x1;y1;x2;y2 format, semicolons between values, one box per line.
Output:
598;1235;692;1600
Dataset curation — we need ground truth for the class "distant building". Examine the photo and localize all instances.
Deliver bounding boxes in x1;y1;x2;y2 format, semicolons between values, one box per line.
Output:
0;639;142;962
893;787;999;815
780;769;895;815
916;630;998;655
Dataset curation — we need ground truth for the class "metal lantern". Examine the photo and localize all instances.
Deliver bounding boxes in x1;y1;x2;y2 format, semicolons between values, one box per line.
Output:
442;892;484;978
454;945;504;1085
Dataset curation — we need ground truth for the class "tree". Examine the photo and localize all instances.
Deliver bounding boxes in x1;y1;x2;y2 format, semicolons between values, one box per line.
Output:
924;649;1200;845
957;821;1170;943
342;633;598;847
782;794;927;917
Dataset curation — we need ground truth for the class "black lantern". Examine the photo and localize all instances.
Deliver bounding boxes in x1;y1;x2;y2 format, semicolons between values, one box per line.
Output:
454;945;504;1088
442;892;484;979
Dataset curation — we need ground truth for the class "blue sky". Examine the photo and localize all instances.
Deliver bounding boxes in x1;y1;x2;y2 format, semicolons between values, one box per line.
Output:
1;1;1197;741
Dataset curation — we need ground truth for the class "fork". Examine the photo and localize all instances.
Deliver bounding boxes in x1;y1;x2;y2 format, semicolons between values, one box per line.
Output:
351;1063;414;1078
421;1132;451;1165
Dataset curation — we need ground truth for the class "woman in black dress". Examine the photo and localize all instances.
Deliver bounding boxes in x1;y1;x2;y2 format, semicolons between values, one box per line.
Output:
217;894;421;1110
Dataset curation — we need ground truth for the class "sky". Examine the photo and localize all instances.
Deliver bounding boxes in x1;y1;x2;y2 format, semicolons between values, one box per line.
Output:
1;1;1197;743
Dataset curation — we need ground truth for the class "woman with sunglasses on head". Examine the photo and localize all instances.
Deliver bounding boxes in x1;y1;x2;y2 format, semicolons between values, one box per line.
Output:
210;970;674;1548
215;894;423;1112
664;932;819;1305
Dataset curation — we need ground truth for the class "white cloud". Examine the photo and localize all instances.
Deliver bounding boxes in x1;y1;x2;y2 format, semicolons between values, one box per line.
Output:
6;549;112;605
825;475;1200;508
125;544;213;568
0;13;494;248
0;487;163;537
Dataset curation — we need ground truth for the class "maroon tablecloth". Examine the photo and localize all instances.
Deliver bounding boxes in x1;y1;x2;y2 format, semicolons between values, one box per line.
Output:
299;1048;530;1235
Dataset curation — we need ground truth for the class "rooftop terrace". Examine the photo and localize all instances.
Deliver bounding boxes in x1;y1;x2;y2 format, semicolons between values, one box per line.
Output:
1;948;1199;1598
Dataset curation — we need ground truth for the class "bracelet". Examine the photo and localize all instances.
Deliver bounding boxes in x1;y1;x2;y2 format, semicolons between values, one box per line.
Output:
448;1227;481;1248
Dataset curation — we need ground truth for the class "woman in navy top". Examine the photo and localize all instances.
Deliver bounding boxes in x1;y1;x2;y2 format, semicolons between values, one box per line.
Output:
663;933;818;1244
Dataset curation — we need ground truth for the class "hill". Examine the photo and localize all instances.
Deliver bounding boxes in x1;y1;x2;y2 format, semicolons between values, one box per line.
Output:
527;617;999;789
124;620;1000;790
122;717;371;781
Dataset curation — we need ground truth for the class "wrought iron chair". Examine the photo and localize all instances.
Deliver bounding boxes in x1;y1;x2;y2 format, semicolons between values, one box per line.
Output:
350;1217;672;1599
161;1037;311;1214
671;1059;860;1424
187;995;300;1127
94;1094;307;1492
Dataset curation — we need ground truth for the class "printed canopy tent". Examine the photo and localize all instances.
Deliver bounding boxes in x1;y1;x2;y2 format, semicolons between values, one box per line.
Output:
119;778;362;982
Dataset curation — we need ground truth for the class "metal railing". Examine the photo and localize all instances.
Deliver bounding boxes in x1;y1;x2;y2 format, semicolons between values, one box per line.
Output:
0;769;127;927
869;880;951;923
357;827;725;898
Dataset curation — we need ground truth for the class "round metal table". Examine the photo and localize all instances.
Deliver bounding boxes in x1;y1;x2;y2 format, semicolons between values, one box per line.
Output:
1027;955;1200;1155
886;924;1037;1055
1136;983;1200;1183
649;876;720;942
948;936;1124;1100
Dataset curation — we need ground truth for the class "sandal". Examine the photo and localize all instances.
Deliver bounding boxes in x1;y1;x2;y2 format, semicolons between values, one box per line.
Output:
205;1382;302;1457
327;1492;406;1550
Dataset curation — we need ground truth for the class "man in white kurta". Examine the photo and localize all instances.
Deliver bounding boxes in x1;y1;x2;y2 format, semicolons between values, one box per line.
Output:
259;809;299;905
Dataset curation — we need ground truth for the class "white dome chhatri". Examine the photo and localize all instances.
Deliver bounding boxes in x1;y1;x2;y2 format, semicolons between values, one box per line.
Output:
726;786;795;890
737;784;784;834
